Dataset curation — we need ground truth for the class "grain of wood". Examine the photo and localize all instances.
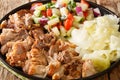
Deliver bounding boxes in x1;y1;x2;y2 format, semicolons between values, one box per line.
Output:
94;74;109;80
109;64;120;80
0;0;29;19
96;0;120;16
0;67;20;80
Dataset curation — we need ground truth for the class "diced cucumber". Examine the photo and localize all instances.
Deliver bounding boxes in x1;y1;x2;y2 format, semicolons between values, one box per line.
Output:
60;26;67;36
33;10;41;17
44;25;51;31
52;8;61;16
51;4;56;8
60;7;69;17
32;15;40;24
67;27;75;36
67;0;76;11
33;17;40;24
49;14;59;20
61;15;67;21
36;5;46;11
51;27;60;36
45;3;52;9
47;17;60;26
74;16;84;22
61;0;70;4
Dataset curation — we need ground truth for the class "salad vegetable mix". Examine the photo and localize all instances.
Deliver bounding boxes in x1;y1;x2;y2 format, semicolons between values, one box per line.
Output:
31;0;101;37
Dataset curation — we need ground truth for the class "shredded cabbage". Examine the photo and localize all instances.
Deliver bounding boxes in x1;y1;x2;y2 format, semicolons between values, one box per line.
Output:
69;15;120;72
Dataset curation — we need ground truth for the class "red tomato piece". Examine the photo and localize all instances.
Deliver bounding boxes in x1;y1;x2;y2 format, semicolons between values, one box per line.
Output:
46;8;52;17
41;10;47;17
64;13;74;31
83;10;89;18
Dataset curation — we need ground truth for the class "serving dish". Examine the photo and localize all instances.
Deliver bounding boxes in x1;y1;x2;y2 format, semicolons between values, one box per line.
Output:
0;0;120;80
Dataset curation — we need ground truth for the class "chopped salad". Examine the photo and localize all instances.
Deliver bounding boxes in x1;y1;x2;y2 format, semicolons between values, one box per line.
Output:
31;0;101;37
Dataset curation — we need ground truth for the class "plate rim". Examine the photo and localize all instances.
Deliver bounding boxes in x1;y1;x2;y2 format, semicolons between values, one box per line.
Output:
0;0;120;80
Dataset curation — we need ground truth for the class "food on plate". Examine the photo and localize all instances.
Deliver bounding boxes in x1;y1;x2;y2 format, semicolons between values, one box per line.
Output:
0;0;119;79
69;15;120;72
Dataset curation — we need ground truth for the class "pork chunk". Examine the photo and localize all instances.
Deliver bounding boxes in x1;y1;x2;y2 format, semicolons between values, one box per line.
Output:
6;36;34;67
23;48;48;76
82;60;97;77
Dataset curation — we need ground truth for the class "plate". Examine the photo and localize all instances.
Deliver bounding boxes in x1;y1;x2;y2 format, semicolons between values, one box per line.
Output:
0;0;120;80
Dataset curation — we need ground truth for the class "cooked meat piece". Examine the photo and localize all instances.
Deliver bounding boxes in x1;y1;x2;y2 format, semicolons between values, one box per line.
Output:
82;59;97;77
0;29;18;45
27;48;47;65
8;10;32;31
48;39;70;57
28;65;48;78
63;57;83;79
23;48;48;77
47;58;61;76
48;45;59;57
48;39;78;63
55;39;78;57
39;32;56;47
56;39;70;51
24;13;33;28
30;28;44;39
14;29;29;41
32;31;56;51
32;39;50;51
7;20;15;28
57;50;72;64
0;29;29;45
6;42;27;66
40;32;56;46
9;13;25;29
22;36;34;51
6;36;34;67
16;9;30;17
1;41;14;55
0;20;7;29
52;66;65;80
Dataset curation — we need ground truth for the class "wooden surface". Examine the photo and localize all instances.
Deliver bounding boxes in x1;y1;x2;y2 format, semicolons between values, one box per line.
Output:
0;0;120;80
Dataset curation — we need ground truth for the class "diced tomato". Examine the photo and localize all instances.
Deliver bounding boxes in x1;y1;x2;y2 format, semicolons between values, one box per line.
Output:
64;13;74;30
41;10;47;17
64;19;72;30
62;3;67;7
46;8;52;17
30;3;43;11
81;0;90;7
83;10;89;18
67;13;74;20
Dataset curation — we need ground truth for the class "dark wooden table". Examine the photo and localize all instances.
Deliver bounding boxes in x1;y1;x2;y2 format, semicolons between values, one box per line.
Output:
0;0;120;80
